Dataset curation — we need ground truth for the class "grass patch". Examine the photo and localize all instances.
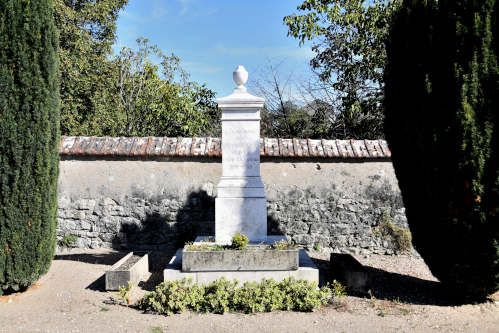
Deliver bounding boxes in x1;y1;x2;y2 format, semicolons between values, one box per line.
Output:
149;327;164;333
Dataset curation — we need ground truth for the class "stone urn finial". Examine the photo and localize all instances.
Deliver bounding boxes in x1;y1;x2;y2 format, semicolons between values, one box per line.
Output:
233;66;248;92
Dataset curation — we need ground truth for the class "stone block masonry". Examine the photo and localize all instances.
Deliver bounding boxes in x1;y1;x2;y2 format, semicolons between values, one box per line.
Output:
56;137;409;255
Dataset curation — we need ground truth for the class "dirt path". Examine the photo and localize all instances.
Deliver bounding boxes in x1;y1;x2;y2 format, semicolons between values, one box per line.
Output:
1;249;498;333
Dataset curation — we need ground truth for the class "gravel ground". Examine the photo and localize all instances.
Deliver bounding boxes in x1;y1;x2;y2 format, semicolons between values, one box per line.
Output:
1;248;498;333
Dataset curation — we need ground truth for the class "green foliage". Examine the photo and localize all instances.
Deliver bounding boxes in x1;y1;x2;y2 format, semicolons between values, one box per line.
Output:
139;278;206;316
384;0;499;297
185;238;297;252
184;241;230;252
374;211;412;254
59;234;77;249
268;239;297;250
53;0;128;136
53;1;219;137
149;328;164;333
260;101;314;138
114;281;132;306
231;233;249;250
140;277;334;316
330;279;347;298
116;38;219;137
284;0;399;139
0;0;60;295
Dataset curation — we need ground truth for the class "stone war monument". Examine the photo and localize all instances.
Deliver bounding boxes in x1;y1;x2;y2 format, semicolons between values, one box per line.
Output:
164;66;318;284
215;66;267;243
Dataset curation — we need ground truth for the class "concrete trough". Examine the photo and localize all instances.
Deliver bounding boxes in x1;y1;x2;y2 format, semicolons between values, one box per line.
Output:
166;248;318;285
105;251;150;290
182;245;299;272
330;253;371;292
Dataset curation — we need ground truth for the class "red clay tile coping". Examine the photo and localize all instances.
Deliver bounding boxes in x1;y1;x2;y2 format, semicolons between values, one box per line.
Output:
59;136;391;158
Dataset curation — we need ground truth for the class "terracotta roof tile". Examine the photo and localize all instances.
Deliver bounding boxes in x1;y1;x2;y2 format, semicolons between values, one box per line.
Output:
59;137;391;158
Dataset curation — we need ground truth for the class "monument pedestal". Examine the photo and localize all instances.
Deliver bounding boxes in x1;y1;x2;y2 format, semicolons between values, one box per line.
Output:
215;197;267;243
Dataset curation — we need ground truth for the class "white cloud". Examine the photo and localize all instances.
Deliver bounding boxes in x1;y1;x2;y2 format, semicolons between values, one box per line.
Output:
152;0;168;19
182;61;223;74
213;43;260;56
176;0;193;16
119;1;168;23
206;44;315;63
263;45;316;60
174;0;217;19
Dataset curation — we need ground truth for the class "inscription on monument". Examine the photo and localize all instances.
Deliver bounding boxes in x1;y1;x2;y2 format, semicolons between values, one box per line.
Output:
222;121;260;177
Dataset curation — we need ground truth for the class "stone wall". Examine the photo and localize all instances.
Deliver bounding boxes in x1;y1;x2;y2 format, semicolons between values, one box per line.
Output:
57;153;410;255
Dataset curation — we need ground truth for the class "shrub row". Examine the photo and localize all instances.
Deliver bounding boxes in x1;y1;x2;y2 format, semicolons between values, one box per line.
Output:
139;277;343;316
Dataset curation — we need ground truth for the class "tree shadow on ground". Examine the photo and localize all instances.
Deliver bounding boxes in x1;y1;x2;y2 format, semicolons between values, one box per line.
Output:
53;250;128;265
311;257;483;307
83;250;177;292
54;250;130;292
137;250;177;292
54;250;177;292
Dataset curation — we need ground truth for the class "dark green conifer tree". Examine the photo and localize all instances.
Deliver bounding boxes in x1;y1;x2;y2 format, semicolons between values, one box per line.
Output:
0;0;60;295
384;0;499;297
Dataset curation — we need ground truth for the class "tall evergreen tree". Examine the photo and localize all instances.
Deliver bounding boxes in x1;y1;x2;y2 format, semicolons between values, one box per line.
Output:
0;0;60;294
384;0;499;297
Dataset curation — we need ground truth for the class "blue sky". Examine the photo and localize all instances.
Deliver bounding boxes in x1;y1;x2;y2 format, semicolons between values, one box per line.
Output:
114;0;314;98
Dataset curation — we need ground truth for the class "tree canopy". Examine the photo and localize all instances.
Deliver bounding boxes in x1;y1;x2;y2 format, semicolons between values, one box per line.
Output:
116;38;219;137
53;0;128;136
284;0;398;139
53;1;219;138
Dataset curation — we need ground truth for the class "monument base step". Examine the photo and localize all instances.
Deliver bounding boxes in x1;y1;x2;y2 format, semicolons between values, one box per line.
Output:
164;248;319;285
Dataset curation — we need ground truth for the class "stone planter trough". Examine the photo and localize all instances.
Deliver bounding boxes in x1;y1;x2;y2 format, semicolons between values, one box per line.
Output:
182;245;299;272
330;253;371;292
105;251;150;290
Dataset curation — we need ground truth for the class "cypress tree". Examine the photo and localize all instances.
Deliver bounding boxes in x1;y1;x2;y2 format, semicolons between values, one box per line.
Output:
384;0;499;297
0;0;60;295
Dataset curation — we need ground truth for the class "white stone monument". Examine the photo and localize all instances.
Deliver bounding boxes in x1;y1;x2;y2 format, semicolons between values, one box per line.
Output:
215;66;267;243
164;67;319;284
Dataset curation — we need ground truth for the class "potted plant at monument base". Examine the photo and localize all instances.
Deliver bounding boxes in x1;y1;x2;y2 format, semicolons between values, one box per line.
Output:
182;233;300;272
105;251;151;290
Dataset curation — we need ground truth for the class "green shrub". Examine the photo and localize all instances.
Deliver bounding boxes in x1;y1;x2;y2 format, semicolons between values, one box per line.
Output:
231;233;249;250
115;281;133;306
59;234;77;249
375;210;412;254
268;239;297;250
330;279;347;298
140;279;206;316
140;277;335;316
385;0;499;297
0;0;60;295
